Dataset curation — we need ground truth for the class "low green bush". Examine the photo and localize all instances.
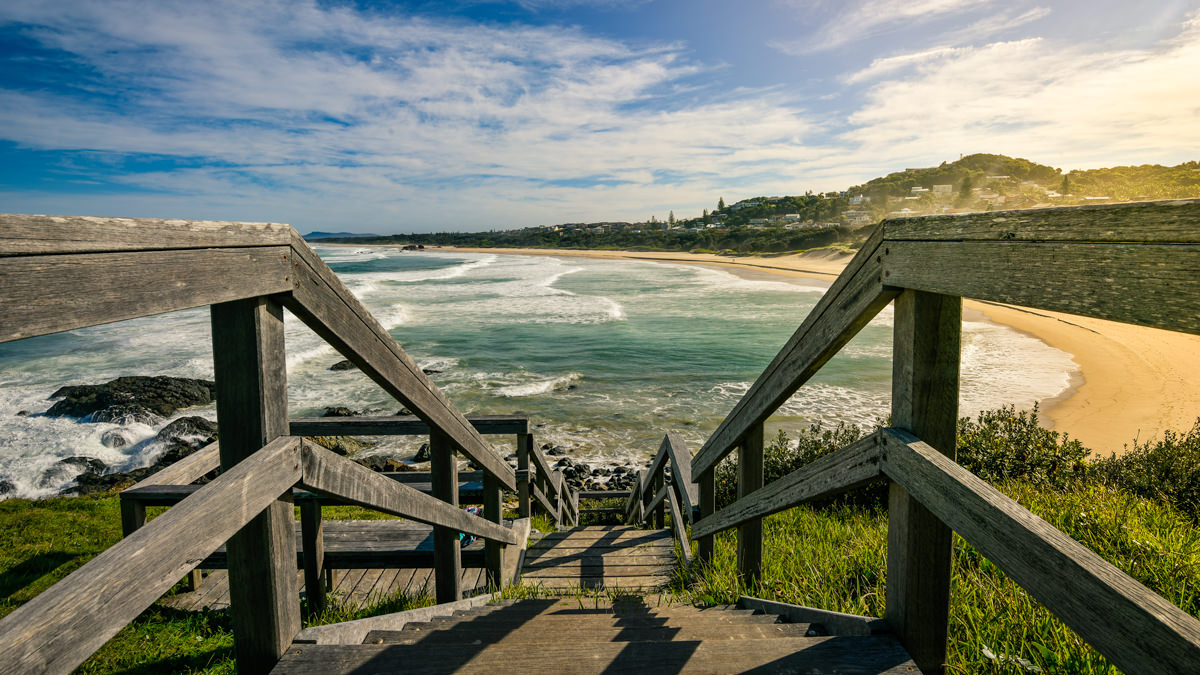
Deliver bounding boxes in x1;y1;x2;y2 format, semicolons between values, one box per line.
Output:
1094;419;1200;521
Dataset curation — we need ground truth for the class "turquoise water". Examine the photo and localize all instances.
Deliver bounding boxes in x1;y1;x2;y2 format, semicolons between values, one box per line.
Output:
0;248;1077;498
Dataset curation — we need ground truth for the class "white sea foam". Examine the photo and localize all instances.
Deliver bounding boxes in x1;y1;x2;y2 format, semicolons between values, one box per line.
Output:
496;373;583;398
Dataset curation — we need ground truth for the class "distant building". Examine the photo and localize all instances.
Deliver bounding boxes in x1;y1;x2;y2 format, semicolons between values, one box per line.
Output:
911;186;930;194
843;210;873;226
848;194;865;205
932;184;953;195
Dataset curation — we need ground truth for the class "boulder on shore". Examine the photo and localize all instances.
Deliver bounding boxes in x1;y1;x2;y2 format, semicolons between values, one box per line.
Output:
46;376;216;421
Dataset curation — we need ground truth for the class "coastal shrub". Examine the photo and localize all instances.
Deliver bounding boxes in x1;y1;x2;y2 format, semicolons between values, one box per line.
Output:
1093;419;1200;521
955;404;1090;490
713;423;865;508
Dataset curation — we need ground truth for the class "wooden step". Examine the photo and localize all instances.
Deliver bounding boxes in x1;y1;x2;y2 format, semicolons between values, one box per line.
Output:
272;636;918;673
362;622;815;645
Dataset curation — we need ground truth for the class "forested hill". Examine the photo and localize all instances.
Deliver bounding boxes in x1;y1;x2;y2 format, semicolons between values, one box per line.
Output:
315;155;1200;254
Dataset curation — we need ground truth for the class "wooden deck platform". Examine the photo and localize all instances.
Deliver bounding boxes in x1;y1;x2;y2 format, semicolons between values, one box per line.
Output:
520;525;677;590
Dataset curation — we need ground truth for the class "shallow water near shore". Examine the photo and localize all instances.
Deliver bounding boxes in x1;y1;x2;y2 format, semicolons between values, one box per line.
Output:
0;248;1077;498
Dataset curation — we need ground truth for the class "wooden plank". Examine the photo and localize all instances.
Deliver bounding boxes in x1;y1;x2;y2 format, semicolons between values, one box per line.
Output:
431;430;461;604
690;432;884;539
0;213;293;255
119;497;145;537
0;437;300;674
623;473;643;524
651;472;665;529
737;423;764;588
531;483;555;519
517;434;532;518
881;427;1200;675
483;472;504;589
298;441;520;546
698;468;715;565
128;441;220;491
884;241;1200;335
0;246;292;344
738;596;889;637
645;483;669;520
279;235;515;490
272;637;917;673
210;297;300;675
666;485;692;567
693;228;896;476
885;290;961;675
288;415;530;437
300;500;326;617
881;198;1200;243
521;565;672;577
663;433;697;521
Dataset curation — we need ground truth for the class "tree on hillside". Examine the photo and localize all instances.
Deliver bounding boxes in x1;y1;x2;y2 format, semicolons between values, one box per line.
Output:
668;210;675;226
1060;176;1070;195
957;175;973;205
703;208;711;225
718;197;726;212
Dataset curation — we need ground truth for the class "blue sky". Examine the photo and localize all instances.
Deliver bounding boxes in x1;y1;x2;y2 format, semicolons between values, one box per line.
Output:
1;0;1198;233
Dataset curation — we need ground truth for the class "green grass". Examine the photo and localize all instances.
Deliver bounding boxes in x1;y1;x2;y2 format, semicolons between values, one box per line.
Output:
673;480;1200;673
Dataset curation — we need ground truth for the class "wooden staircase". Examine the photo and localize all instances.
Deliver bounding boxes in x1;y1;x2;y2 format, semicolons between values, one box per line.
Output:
272;595;918;673
521;525;677;591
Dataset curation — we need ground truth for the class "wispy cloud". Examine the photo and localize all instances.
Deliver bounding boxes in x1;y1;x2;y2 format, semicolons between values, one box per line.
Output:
772;0;993;54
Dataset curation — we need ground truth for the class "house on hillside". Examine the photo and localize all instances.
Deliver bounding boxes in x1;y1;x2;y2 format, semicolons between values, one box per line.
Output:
932;184;953;196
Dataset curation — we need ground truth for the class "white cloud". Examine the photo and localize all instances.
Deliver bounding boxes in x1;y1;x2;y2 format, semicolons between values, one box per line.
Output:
772;0;993;54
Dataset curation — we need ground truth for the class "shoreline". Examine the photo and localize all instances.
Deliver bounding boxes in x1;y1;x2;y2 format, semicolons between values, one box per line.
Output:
435;246;1200;457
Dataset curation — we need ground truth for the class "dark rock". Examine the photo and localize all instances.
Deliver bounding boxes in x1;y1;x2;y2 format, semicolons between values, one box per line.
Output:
41;456;106;489
157;416;218;444
329;360;358;371
355;456;410;473
505;454;517;461
422;368;442;375
412;443;431;462
541;443;552;451
566;384;578;391
47;376;216;420
322;406;359;417
0;479;14;496
306;435;372;456
16;410;29;417
89;404;161;426
547;446;566;456
555;458;572;468
100;429;131;448
397;409;412;416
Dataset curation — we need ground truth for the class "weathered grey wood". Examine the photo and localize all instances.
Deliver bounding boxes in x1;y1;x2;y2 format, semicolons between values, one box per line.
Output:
0;437;300;674
645;483;669;521
885;290;960;675
623;474;643;524
884;241;1200;335
279;235;515;490
882;198;1200;243
666;484;692;567
651;472;666;529
288;415;530;437
293;591;498;645
738;596;890;637
690;432;884;539
698;468;715;565
0;247;292;344
483;472;504;589
0;213;293;255
300;500;326;617
271;636;918;673
530;483;555;520
210;297;299;674
119;498;146;538
550;470;565;527
737;423;764;589
881;428;1200;675
298;442;520;545
430;429;461;604
128;441;220;491
517;434;532;518
662;433;697;521
693;228;896;476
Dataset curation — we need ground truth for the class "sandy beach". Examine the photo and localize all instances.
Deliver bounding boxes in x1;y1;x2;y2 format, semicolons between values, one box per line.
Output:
444;246;1200;456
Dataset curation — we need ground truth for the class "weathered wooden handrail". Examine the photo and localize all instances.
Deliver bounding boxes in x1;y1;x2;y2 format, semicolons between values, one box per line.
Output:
625;433;696;564
878;427;1200;672
0;437;302;673
515;431;577;528
686;199;1200;674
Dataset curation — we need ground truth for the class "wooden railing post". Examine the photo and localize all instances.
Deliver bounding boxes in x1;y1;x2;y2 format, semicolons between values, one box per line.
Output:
886;290;961;675
517;433;532;518
483;472;504;589
737;422;764;589
210;297;299;674
651;471;665;529
299;498;326;617
430;429;462;603
698;468;715;564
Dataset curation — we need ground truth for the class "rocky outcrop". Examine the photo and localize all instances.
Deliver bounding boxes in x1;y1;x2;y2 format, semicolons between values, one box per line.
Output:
46;376;216;421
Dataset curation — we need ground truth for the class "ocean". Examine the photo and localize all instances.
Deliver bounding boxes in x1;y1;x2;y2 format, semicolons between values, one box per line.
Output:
0;248;1077;499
